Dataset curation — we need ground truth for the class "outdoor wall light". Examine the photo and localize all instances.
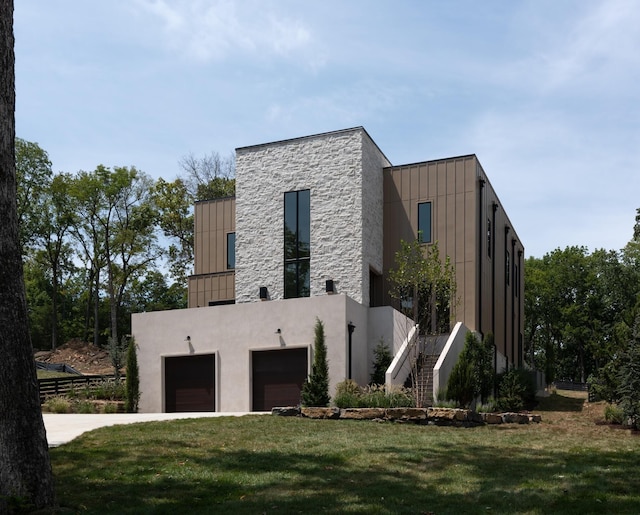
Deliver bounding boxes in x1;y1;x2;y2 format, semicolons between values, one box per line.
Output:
326;279;335;294
259;286;268;300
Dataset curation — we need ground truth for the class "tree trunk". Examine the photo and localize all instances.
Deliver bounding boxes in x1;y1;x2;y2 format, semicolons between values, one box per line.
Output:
0;1;55;509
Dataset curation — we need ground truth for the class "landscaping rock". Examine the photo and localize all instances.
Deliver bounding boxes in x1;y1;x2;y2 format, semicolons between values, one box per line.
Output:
385;408;428;421
501;412;531;424
340;408;386;420
271;406;300;416
301;407;341;419
481;412;504;424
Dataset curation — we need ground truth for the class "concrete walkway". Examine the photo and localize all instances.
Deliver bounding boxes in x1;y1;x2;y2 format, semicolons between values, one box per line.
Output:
43;412;265;448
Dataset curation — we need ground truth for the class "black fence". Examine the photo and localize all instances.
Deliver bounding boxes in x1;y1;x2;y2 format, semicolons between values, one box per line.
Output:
38;374;118;403
553;380;589;392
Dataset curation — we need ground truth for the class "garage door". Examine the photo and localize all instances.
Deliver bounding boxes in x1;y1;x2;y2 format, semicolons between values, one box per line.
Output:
165;354;215;412
252;348;308;411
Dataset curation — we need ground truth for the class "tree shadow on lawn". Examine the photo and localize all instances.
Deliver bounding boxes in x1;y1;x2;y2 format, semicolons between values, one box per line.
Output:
51;432;640;514
535;392;585;412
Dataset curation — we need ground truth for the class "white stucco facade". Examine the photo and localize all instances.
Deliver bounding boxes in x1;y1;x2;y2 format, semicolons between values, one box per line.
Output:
133;294;368;413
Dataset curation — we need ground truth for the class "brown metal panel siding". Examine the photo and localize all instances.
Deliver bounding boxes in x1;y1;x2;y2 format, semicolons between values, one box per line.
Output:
190;198;236;307
251;348;308;411
165;354;215;412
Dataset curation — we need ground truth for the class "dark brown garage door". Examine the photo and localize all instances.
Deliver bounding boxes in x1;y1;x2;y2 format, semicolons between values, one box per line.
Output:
252;348;308;411
165;354;215;412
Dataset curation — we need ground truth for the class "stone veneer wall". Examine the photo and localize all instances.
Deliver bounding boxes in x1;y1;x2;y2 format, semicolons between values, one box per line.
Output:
360;132;391;303
235;128;388;305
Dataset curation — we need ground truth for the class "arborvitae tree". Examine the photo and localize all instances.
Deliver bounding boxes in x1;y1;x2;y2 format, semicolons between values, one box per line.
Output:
301;318;330;407
125;337;140;413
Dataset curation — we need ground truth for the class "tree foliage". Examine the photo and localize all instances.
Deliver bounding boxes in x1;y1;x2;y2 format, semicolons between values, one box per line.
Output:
616;313;640;429
446;331;495;408
389;239;457;335
524;242;640;385
301;318;330;407
180;151;235;201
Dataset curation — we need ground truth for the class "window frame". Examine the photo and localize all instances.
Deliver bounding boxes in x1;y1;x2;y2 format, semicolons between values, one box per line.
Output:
284;189;311;298
226;232;236;270
417;201;432;244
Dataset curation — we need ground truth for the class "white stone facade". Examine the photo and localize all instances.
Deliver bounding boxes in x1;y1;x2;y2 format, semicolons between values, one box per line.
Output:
235;127;390;305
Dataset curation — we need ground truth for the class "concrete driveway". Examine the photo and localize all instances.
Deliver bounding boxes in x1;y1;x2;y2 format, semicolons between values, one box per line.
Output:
43;412;265;447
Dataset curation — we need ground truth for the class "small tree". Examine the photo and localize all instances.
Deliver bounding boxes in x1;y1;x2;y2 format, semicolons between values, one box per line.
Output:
125;337;140;413
370;339;393;385
108;335;128;381
301;318;330;407
446;331;495;408
475;332;495;403
389;239;458;407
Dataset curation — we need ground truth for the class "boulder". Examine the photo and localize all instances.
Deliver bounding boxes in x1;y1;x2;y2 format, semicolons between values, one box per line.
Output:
340;408;386;420
301;407;341;419
271;406;300;417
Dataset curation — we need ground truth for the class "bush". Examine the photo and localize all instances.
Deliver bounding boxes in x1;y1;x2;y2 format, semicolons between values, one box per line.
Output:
496;368;536;412
604;404;625;425
103;402;118;414
44;396;71;413
477;398;499;413
370;340;393;385
334;380;363;408
76;401;97;414
333;380;414;408
446;331;495;408
92;379;125;401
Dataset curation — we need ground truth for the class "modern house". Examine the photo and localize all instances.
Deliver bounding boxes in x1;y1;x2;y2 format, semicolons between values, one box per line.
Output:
132;127;524;413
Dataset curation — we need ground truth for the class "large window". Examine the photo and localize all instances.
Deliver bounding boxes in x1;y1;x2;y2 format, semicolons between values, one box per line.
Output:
418;202;432;243
284;190;310;298
226;232;235;269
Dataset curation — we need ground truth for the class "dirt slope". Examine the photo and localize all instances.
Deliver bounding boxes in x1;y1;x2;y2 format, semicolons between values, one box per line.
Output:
34;339;114;375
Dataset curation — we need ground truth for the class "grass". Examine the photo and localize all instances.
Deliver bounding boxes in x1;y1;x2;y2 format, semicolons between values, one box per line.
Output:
47;390;640;514
37;370;76;379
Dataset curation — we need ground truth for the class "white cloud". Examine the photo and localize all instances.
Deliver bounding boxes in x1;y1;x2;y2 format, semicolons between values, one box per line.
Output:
133;0;313;63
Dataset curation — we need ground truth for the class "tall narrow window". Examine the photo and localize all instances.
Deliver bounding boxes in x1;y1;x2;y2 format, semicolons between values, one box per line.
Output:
487;218;492;258
418;202;432;243
505;250;510;285
226;232;236;269
284;190;310;298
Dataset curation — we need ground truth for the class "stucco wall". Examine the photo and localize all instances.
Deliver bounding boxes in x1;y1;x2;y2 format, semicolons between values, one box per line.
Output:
133;294;371;413
234;128;386;306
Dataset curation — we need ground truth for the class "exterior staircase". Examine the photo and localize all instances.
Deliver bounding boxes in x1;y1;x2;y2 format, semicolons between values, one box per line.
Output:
414;353;440;407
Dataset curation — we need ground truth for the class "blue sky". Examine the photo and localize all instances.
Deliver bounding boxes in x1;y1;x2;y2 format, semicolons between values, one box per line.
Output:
14;0;640;258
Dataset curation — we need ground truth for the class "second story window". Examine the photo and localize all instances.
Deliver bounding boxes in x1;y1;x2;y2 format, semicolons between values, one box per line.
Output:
226;232;236;269
418;201;432;243
284;189;310;298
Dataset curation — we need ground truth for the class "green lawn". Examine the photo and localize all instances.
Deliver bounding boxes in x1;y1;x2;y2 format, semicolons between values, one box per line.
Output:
48;392;640;514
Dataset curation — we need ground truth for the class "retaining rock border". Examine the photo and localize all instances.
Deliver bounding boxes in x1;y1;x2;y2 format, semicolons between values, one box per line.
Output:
272;406;541;427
